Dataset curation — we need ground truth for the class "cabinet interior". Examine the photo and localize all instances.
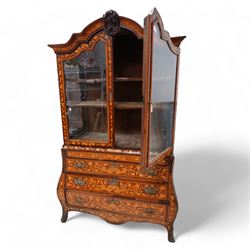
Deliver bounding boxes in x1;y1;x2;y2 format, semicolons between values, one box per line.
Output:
63;28;143;149
113;28;143;149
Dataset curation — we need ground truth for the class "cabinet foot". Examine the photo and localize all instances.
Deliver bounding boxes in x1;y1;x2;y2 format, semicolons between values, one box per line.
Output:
166;225;175;243
61;209;68;223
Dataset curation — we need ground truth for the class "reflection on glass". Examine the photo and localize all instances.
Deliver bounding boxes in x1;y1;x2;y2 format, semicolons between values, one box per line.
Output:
149;24;177;160
63;40;108;141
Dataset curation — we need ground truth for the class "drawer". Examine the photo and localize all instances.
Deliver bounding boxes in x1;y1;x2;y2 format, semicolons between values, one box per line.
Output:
66;190;167;221
65;158;169;180
66;174;167;200
66;150;141;163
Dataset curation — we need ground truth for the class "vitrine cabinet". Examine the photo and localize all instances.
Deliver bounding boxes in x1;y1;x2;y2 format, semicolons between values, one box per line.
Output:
49;8;185;242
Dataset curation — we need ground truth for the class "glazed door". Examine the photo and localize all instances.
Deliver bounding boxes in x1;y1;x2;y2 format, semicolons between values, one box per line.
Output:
57;33;114;146
142;9;180;168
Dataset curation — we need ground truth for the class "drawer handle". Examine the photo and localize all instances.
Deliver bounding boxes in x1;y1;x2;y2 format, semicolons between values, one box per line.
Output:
110;162;119;168
107;178;119;186
143;208;155;215
143;186;157;195
74;162;85;168
74;178;85;186
105;198;120;205
145;168;157;176
75;196;83;204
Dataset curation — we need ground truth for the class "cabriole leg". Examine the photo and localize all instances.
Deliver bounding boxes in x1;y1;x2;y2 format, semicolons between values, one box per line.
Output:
57;174;68;223
61;208;68;223
166;157;178;243
166;224;175;243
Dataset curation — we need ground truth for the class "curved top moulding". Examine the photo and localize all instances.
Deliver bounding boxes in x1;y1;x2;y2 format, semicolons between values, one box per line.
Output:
148;8;186;55
48;16;144;54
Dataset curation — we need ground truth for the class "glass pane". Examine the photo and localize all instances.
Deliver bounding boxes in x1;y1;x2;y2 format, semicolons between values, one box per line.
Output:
63;40;108;141
149;24;177;160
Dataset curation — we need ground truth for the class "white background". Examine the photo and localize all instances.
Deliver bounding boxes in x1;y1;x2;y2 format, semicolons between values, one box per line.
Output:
0;0;249;249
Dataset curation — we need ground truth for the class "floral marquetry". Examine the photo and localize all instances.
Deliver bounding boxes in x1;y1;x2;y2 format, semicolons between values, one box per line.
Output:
66;174;168;200
66;190;167;221
50;8;185;242
65;157;169;180
56;32;114;147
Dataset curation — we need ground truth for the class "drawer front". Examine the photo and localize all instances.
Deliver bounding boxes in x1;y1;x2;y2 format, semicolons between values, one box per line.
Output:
66;150;140;163
66;190;166;221
66;174;167;200
65;158;168;180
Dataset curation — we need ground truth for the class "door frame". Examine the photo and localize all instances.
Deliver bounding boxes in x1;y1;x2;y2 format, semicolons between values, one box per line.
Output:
56;32;114;147
141;8;182;170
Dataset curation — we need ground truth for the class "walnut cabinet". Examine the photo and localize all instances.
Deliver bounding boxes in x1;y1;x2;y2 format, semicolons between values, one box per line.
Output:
49;8;185;242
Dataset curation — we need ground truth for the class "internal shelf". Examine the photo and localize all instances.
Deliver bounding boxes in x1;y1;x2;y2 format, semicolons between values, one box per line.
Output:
68;101;106;108
67;101;143;109
67;77;141;83
115;132;141;148
115;102;143;109
114;77;142;82
76;132;141;149
66;78;106;84
76;131;108;141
